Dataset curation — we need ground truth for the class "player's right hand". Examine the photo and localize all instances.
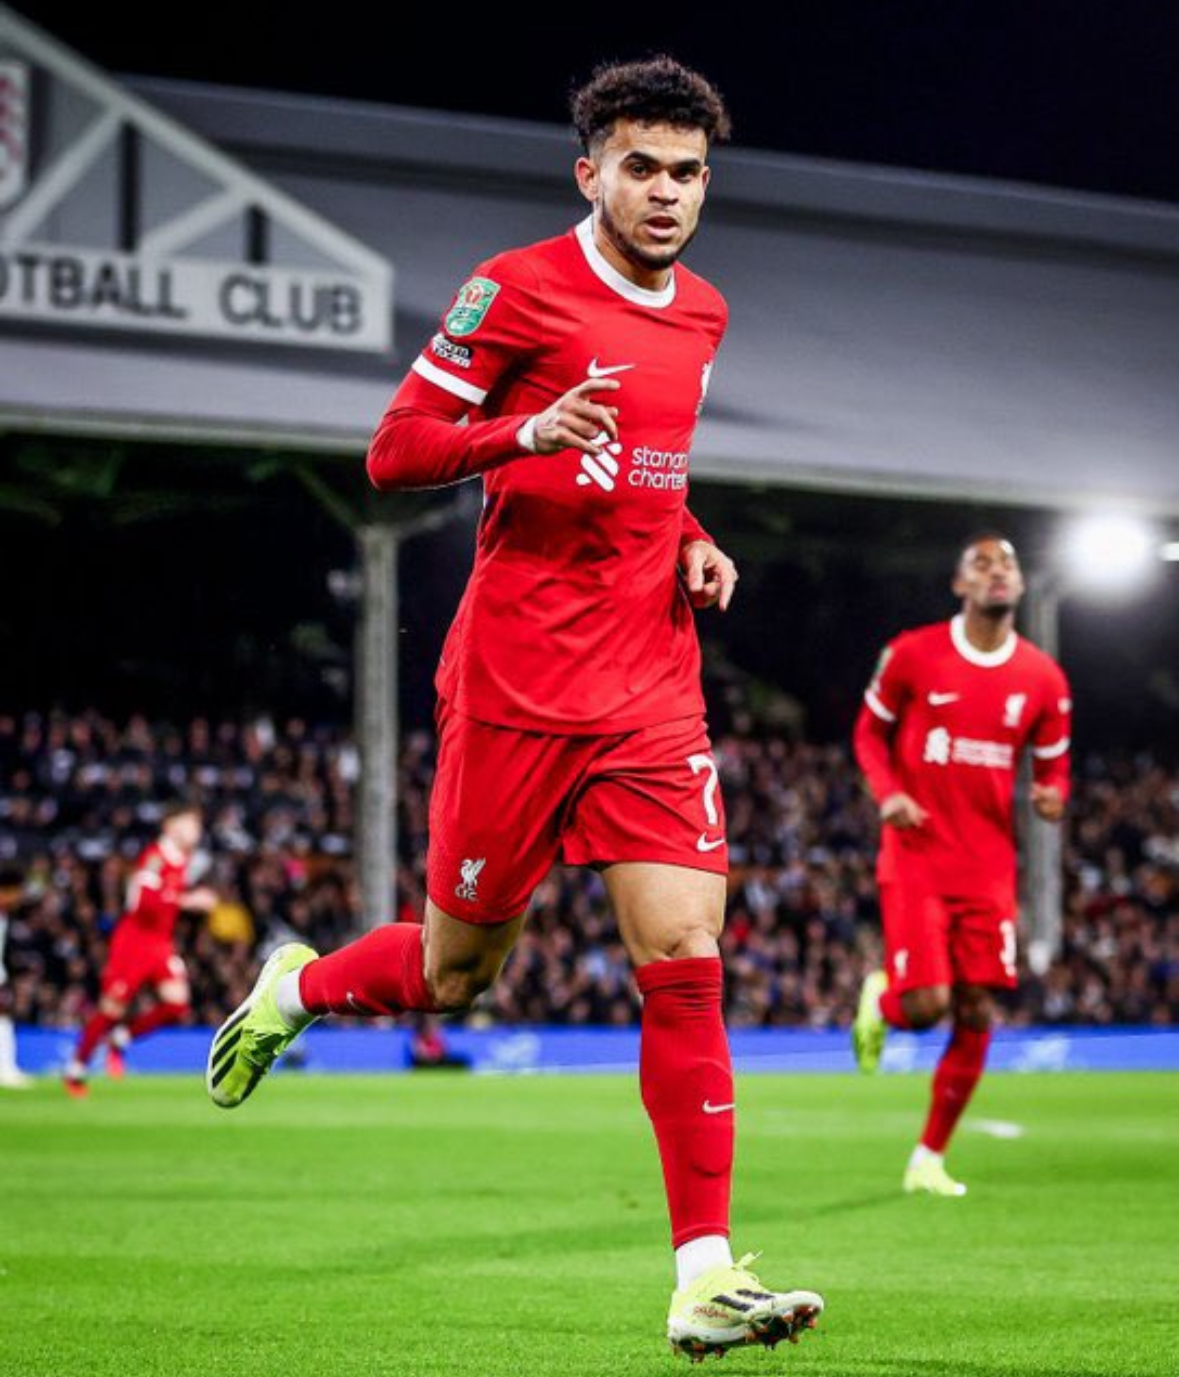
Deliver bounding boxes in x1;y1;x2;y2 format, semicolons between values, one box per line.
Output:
183;886;218;913
880;792;929;829
528;378;621;457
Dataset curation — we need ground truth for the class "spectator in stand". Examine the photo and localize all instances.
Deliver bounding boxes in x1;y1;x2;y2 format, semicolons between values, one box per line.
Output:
0;709;1175;1033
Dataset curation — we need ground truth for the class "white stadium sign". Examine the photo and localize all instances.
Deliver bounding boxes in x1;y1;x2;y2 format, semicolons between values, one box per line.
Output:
0;10;393;353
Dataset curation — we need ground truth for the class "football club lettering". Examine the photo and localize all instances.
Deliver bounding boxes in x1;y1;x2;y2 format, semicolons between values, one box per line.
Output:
0;249;367;339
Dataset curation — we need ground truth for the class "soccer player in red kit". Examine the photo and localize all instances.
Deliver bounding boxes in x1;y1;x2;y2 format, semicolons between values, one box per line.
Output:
64;801;215;1096
851;533;1072;1195
208;56;823;1358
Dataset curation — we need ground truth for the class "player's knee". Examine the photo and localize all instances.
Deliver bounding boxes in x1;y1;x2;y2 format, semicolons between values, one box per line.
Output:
425;962;495;1013
637;919;721;965
903;985;950;1028
99;996;127;1019
953;985;993;1030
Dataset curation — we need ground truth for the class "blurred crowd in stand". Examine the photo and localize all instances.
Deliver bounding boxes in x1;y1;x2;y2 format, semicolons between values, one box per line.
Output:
1;706;1176;1030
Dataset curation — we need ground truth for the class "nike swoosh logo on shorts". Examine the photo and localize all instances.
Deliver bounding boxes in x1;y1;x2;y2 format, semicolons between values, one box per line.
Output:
928;692;960;706
696;833;725;852
587;358;635;378
702;1100;735;1114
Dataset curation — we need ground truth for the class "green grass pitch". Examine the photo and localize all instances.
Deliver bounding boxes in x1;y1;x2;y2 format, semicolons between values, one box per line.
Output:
2;1070;1176;1376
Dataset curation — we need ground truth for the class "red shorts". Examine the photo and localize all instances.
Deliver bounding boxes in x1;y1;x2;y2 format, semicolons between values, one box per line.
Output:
101;924;186;1003
427;705;728;923
879;877;1019;992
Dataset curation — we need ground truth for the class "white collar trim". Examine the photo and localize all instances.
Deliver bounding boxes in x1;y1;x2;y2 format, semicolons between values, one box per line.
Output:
575;216;677;308
950;613;1018;667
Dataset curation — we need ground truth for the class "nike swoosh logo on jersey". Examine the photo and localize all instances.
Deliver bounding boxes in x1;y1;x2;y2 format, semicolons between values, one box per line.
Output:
928;692;960;706
702;1100;735;1114
586;358;635;378
696;833;726;852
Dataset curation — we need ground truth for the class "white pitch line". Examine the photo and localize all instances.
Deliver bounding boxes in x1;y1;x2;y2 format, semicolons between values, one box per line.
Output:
971;1118;1026;1140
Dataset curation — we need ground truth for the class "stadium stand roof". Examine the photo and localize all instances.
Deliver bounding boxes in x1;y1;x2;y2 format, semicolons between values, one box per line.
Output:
2;5;1178;513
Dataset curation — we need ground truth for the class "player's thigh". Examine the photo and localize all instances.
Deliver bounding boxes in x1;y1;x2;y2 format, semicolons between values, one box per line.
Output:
602;861;725;965
879;877;953;992
562;715;729;965
949;898;1019;991
100;929;152;1011
426;702;592;923
152;951;189;1005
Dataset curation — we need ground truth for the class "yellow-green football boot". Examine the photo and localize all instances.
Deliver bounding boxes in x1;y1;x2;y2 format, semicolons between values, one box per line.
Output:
206;943;317;1108
852;969;889;1073
904;1153;968;1197
667;1252;824;1361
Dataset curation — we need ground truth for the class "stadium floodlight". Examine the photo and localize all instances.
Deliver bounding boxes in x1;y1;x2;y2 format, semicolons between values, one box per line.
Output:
1059;513;1157;593
1161;541;1179;562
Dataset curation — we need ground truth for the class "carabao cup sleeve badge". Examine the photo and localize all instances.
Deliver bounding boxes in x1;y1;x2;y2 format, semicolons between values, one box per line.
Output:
444;277;501;337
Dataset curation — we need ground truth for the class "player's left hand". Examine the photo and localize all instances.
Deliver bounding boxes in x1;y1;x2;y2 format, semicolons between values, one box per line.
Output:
681;539;738;611
1030;783;1065;822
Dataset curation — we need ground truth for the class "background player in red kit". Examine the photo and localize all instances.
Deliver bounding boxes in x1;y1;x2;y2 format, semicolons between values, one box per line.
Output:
64;801;215;1096
208;56;823;1359
852;533;1072;1195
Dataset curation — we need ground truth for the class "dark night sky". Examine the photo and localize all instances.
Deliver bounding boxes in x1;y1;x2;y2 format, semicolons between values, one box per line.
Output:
15;1;1179;204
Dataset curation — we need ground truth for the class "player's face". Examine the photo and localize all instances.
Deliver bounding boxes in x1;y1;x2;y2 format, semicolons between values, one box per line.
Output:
165;810;203;854
953;537;1025;615
575;120;711;287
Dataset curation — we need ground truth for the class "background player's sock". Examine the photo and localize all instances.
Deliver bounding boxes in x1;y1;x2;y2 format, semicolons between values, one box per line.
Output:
636;956;733;1251
0;1016;22;1077
879;985;912;1029
675;1233;733;1290
920;1025;991;1152
296;924;438;1019
74;1011;120;1065
126;1001;188;1041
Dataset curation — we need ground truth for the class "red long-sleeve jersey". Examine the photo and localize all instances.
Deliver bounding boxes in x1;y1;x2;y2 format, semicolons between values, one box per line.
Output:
365;218;726;735
853;615;1072;904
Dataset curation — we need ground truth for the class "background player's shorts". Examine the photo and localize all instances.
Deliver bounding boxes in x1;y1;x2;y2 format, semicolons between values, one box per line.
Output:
879;876;1019;991
427;704;728;923
100;924;186;1002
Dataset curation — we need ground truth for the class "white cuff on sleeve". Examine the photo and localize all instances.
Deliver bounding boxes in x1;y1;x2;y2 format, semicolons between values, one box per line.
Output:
515;416;538;454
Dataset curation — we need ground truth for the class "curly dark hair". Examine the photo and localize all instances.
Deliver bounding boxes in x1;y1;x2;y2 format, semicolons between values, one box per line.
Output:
570;55;732;153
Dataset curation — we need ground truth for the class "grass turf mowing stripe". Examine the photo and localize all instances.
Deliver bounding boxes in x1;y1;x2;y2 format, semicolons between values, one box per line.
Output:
1;1071;1175;1376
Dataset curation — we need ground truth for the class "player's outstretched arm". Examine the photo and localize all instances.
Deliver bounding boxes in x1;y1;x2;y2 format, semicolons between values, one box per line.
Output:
181;886;218;913
367;375;620;490
680;539;738;611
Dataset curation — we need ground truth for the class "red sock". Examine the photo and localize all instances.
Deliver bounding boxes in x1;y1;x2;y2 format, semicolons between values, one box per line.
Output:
126;1002;188;1041
879;986;912;1029
75;1011;120;1064
636;956;733;1249
299;923;438;1016
920;1025;992;1152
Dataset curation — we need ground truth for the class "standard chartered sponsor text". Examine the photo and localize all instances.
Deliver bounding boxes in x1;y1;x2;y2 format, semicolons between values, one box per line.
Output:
628;445;689;490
